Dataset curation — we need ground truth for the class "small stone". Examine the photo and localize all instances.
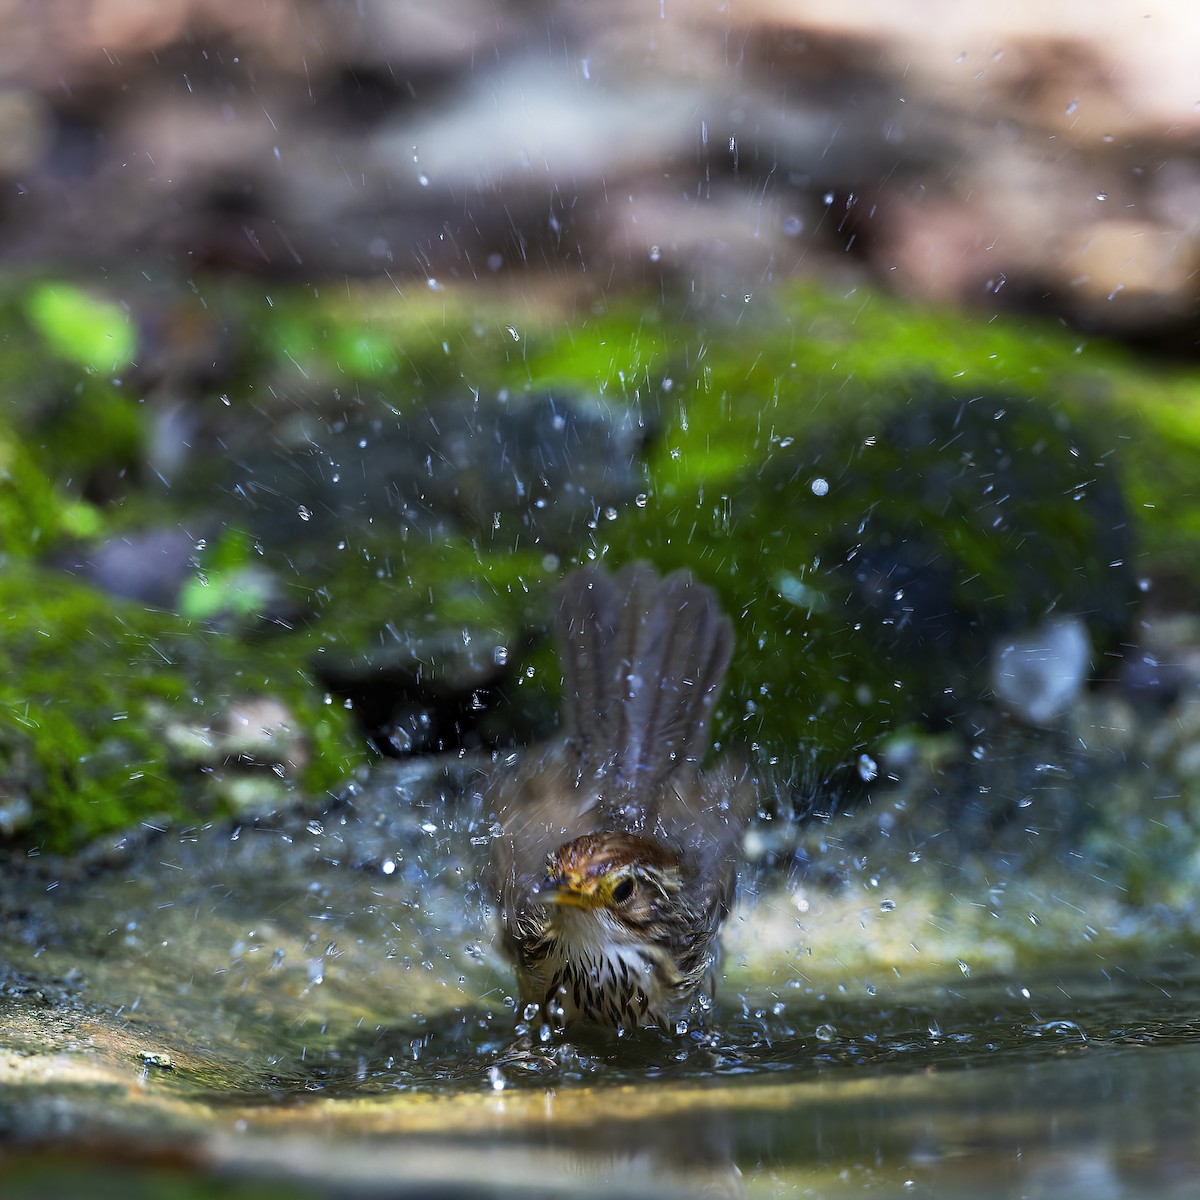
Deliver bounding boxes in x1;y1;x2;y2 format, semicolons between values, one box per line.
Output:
991;616;1091;726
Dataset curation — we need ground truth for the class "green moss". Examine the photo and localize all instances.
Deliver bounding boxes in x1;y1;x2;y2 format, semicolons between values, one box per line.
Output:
0;423;106;555
4;270;1200;845
175;275;1200;777
0;566;364;853
451;283;1150;771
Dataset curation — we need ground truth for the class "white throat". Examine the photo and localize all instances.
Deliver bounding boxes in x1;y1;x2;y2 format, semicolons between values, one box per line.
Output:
539;908;672;1030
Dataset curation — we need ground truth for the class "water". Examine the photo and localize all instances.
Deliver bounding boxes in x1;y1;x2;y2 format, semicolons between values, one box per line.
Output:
3;760;1199;1197
5;954;1200;1197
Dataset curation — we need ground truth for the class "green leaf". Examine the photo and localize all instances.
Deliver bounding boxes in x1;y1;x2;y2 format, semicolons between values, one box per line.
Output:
24;282;136;371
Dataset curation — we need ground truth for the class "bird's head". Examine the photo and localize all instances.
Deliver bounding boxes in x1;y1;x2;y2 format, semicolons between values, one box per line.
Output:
537;831;684;929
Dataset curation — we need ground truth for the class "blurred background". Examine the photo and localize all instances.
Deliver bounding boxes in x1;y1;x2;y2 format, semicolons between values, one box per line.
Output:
0;0;1198;875
2;0;1198;340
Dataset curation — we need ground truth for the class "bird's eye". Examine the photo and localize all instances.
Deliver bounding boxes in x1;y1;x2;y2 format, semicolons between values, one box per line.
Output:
610;876;636;904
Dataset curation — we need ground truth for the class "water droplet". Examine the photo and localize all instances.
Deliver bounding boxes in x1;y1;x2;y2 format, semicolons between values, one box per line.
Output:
648;245;661;263
297;505;312;522
634;493;648;508
880;898;896;912
810;477;829;497
815;1023;837;1042
1095;190;1108;201
857;753;878;782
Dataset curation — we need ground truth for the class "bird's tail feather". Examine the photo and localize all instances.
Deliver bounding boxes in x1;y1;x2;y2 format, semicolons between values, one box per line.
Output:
557;560;733;793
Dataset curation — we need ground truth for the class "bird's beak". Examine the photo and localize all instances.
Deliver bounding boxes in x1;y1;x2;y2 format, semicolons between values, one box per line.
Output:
538;875;595;908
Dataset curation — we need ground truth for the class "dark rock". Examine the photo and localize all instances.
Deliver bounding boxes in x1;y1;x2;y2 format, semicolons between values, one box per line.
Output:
55;527;198;608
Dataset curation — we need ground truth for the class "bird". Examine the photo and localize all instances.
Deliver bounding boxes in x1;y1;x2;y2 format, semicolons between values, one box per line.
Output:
491;560;753;1033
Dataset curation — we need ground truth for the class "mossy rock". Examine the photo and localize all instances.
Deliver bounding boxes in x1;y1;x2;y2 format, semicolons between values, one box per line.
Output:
124;280;1191;788
610;385;1134;775
5;272;1200;837
0;566;364;854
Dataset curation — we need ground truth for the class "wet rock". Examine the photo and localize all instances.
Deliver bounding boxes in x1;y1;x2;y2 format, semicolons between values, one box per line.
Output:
821;392;1133;726
159;694;315;816
56;527;197;608
622;385;1136;799
0;788;33;839
213;389;648;559
313;628;527;758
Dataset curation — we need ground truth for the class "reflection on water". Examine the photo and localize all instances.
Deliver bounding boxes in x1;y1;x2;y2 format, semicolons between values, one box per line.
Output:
3;765;1200;1197
135;961;1200;1102
5;974;1200;1198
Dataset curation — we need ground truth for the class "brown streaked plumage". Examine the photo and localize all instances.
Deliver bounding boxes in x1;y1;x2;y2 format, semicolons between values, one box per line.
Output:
490;561;753;1032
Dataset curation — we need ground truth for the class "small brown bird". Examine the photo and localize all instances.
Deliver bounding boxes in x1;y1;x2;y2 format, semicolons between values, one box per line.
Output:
491;561;753;1033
